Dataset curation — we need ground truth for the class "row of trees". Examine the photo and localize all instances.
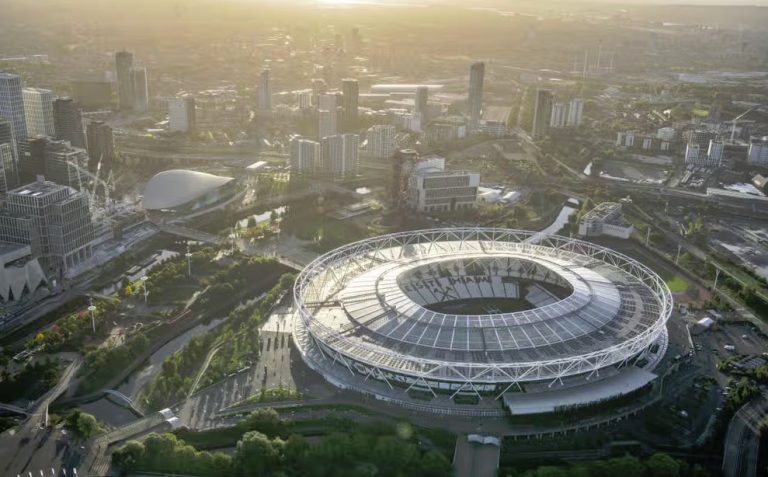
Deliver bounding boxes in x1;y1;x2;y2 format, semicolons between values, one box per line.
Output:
27;299;120;352
190;256;287;313
78;333;150;394
140;332;216;411
113;427;451;477
505;453;710;477
0;358;60;403
122;247;222;303
199;273;294;387
141;273;295;410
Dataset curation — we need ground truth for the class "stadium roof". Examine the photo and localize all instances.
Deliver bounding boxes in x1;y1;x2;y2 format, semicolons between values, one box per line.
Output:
143;169;234;210
503;367;657;415
295;229;672;384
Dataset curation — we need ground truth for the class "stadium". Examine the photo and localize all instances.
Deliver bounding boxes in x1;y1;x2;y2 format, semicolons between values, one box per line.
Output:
293;228;672;416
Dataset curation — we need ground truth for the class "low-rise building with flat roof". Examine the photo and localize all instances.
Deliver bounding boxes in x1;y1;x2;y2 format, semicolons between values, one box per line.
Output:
578;202;633;239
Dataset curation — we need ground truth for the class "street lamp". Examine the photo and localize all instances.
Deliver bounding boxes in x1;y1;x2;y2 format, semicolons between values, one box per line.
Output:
140;276;149;303
186;242;193;277
88;305;97;334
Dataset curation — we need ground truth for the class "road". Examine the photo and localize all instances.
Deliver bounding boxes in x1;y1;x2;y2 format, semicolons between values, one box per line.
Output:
176;328;300;430
0;356;83;477
722;393;768;477
453;436;500;477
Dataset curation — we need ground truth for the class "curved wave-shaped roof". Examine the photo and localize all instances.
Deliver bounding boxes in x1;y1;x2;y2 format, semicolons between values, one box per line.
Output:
143;169;234;210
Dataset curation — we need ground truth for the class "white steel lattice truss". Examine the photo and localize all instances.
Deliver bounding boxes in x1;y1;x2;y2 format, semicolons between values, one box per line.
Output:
293;228;673;395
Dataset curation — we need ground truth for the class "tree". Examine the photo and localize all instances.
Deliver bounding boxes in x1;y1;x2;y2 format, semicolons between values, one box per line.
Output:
534;467;568;477
606;455;644;477
65;410;100;439
646;453;680;477
112;440;145;474
239;408;283;436
417;450;452;477
234;431;282;476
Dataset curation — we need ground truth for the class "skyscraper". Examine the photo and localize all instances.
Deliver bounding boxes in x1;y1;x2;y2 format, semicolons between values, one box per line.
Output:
341;79;359;132
0;143;18;197
53;98;86;148
115;51;135;110
311;78;327;108
18;137;47;183
131;67;149;112
468;62;485;132
289;137;320;175
532;89;553;139
23;88;56;138
0;73;27;153
550;102;567;128
257;69;272;111
567;98;584;127
318;92;341;111
86;121;115;174
321;134;359;178
415;86;429;120
318;109;340;140
366;124;397;159
168;95;196;133
0;117;13;154
0;177;95;276
42;140;91;189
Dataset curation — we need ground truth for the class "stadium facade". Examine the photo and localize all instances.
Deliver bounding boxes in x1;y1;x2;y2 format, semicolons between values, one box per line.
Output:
293;229;672;415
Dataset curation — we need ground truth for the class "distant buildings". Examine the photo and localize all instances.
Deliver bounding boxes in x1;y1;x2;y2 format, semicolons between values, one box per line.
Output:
0;177;95;277
531;89;553;139
23;88;56;138
684;130;722;167
468;62;485;132
71;80;112;110
0;117;15;167
318;94;342;140
567;98;584;127
322;134;359;178
550;102;567;129
748;137;768;167
131;67;149;112
407;154;479;213
424;117;467;146
40;140;90;189
366;124;396;159
392;149;419;210
289;137;320;175
548;97;584;130
479;106;511;137
168;95;196;133
53;98;86;149
656;127;676;142
0;73;28;153
115;51;149;112
578;202;633;239
341;79;359;132
0;143;18;197
257;69;272;112
290;134;358;178
414;86;429;121
115;51;135;111
85;121;115;173
616;131;672;152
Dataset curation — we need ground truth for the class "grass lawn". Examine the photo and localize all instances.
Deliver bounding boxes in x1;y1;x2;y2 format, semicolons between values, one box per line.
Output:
666;275;690;293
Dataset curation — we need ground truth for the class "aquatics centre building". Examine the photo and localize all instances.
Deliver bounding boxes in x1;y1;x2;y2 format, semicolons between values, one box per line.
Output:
293;228;672;416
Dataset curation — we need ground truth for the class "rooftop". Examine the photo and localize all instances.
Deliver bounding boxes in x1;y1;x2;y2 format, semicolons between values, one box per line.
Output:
142;169;235;210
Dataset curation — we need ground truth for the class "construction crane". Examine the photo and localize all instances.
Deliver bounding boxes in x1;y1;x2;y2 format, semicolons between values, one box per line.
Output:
729;106;760;142
72;155;115;208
